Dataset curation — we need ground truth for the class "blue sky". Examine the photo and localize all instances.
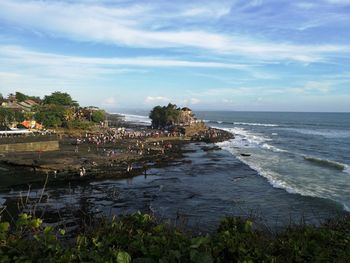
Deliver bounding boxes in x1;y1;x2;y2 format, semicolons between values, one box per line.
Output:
0;0;350;112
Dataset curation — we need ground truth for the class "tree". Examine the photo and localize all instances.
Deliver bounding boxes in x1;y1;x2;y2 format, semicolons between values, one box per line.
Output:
15;92;28;102
149;106;164;128
0;108;24;127
91;110;106;123
14;111;25;123
149;103;181;128
43;92;79;107
34;105;65;128
0;108;14;127
63;108;75;121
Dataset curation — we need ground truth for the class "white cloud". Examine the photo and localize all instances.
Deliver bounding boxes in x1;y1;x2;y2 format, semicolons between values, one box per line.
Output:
102;97;117;106
183;98;200;105
290;81;331;94
295;2;318;9
324;0;350;5
0;0;349;63
180;5;230;18
190;98;200;104
0;45;247;72
144;96;171;104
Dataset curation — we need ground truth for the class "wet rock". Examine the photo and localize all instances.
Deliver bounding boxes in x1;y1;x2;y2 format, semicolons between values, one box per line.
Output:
201;145;221;152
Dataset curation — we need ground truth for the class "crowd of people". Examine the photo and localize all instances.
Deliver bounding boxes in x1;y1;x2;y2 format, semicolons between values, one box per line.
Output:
69;127;180;152
67;127;178;177
191;128;233;142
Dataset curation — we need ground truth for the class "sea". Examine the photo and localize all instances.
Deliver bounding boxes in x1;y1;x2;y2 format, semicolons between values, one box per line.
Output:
0;111;349;231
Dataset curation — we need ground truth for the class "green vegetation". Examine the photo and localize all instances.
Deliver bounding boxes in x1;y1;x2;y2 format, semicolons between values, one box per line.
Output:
149;103;181;128
0;91;106;129
43;91;79;107
34;105;65;128
15;92;41;103
0;212;349;262
91;109;106;123
15;92;28;102
0;108;24;127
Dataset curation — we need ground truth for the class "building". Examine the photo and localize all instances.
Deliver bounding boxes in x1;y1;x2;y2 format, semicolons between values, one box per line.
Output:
178;107;196;125
1;97;38;112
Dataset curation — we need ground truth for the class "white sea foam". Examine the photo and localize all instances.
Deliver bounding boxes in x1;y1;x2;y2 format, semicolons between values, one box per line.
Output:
119;113;151;125
217;139;315;197
261;143;287;153
344;165;350;175
206;120;278;127
217;127;350;211
218;127;272;148
234;122;279;127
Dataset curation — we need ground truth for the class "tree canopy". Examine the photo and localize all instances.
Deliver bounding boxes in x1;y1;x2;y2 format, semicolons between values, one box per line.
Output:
0;108;24;127
43;92;79;107
15;92;28;102
149;103;181;128
14;92;41;103
34;105;65;128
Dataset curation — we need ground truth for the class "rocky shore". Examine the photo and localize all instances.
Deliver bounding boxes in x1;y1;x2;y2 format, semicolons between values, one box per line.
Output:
0;122;233;189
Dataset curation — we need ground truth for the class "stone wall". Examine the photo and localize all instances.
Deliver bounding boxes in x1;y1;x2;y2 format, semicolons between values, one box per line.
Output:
0;141;59;153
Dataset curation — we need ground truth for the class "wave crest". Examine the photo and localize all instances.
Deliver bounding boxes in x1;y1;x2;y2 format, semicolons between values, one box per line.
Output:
206;120;278;127
303;156;348;172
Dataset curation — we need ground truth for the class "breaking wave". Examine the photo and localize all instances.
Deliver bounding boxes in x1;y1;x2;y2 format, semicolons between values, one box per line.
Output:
217;139;316;198
119;113;151;125
206;120;278;127
304;156;350;174
261;143;288;153
217;127;350;211
234;122;279;127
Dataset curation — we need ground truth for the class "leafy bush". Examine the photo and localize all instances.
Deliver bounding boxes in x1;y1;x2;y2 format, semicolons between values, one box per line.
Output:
91;110;106;123
1;213;350;262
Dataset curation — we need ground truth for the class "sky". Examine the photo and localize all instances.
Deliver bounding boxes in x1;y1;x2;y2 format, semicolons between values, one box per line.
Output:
0;0;350;112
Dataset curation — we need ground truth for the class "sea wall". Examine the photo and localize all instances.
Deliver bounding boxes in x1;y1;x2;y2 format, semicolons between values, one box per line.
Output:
0;141;59;153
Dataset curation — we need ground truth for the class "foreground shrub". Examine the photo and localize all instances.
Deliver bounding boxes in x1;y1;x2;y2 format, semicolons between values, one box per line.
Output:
0;212;350;262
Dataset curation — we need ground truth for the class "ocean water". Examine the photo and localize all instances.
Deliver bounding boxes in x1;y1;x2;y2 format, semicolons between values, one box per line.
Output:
198;112;350;211
122;111;350;212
